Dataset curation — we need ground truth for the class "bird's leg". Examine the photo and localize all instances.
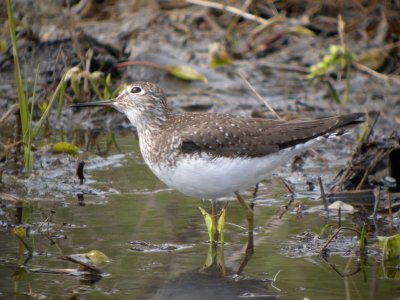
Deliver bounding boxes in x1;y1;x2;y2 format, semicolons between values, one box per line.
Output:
252;183;259;199
234;192;254;232
251;183;259;210
234;191;254;253
211;199;216;220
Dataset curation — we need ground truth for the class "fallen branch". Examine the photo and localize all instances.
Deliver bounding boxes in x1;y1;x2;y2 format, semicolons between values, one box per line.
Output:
186;0;284;27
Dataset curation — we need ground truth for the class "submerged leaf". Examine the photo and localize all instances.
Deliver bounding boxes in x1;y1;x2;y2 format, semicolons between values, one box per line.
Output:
13;226;32;253
13;226;26;239
203;244;215;269
168;65;208;83
52;142;79;156
378;234;400;261
85;250;109;266
217;243;225;275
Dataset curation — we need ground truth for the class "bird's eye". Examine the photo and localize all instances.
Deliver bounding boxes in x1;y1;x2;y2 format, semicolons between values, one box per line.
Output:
130;86;142;93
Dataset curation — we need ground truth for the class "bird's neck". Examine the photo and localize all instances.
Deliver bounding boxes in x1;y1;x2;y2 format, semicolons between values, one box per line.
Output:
129;108;172;134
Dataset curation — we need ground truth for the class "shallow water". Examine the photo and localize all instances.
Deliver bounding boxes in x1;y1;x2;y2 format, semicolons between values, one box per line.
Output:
1;135;399;299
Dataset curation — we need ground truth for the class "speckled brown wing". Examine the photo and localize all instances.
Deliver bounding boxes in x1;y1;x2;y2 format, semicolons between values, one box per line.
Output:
175;112;364;158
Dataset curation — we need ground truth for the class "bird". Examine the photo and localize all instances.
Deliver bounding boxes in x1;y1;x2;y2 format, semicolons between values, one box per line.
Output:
72;81;364;243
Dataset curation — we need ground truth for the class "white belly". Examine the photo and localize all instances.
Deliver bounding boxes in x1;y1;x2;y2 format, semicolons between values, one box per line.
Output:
146;145;308;199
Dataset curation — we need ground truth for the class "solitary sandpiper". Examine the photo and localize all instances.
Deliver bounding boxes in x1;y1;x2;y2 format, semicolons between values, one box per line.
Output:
73;81;364;241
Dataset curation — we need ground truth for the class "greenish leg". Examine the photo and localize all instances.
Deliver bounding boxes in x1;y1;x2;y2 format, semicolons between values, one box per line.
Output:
234;191;254;253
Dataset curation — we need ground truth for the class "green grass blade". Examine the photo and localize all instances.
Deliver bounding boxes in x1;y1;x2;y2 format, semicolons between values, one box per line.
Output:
7;0;28;142
325;80;340;105
199;206;216;242
89;79;103;99
341;49;353;106
31;77;65;139
7;0;35;169
357;121;368;143
359;223;366;254
23;72;38;169
57;81;68;119
23;145;33;170
7;0;28;132
217;208;225;244
103;73;111;99
341;64;351;106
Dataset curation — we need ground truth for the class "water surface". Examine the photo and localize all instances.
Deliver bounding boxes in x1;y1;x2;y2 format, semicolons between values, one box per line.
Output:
0;135;398;299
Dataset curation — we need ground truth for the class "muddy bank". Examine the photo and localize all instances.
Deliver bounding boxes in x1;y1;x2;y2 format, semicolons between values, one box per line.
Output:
1;1;400;299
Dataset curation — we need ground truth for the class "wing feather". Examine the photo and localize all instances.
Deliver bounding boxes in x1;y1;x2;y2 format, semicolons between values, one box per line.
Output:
171;112;364;158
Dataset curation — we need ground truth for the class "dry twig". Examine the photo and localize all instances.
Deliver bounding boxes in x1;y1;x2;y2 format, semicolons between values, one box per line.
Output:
0;103;19;127
318;177;328;211
236;70;282;120
279;178;295;219
186;0;284;27
353;62;400;84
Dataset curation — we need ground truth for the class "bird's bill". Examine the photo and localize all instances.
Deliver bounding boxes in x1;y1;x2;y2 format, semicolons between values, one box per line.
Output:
72;99;115;108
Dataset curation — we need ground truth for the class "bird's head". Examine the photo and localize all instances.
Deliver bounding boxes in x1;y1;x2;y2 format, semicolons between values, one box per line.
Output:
72;81;169;131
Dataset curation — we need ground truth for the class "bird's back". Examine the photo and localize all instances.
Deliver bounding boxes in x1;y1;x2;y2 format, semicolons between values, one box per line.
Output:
156;112;364;159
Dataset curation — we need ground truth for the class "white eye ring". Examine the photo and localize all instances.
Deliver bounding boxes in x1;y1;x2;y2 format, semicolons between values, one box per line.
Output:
130;86;142;93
